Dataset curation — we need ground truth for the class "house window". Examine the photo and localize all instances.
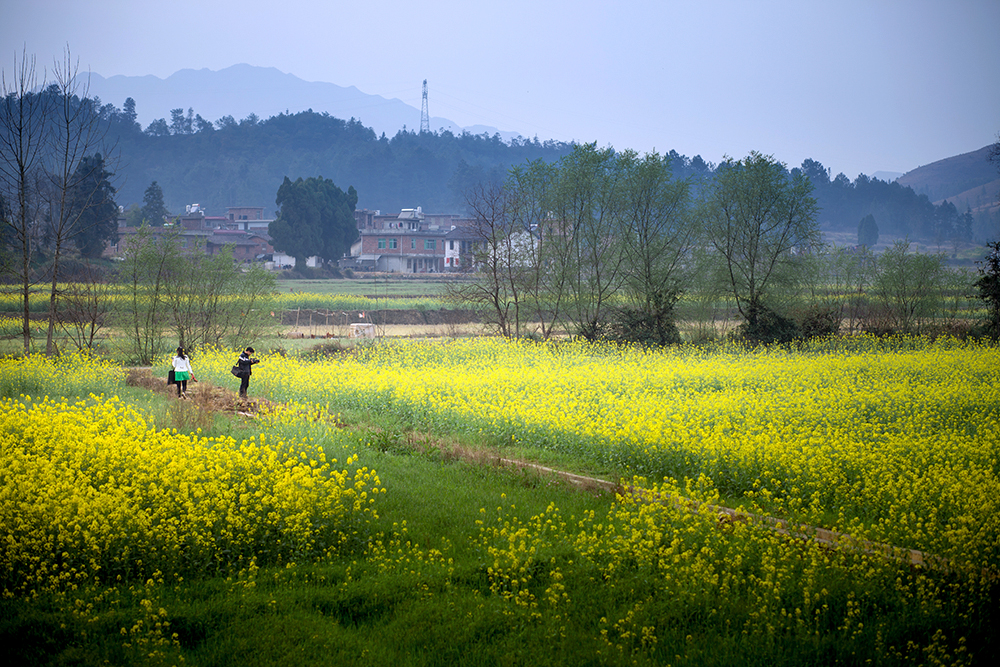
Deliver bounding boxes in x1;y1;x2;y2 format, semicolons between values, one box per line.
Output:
424;239;436;250
388;238;398;249
407;259;412;268
449;240;454;250
377;238;386;249
411;238;416;249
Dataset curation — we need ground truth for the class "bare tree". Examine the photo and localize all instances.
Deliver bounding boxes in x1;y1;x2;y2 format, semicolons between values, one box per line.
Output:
446;180;527;338
40;48;117;355
0;48;50;353
507;159;562;340
57;261;113;351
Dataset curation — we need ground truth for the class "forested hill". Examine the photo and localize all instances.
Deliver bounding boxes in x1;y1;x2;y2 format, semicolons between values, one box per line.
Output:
111;110;575;215
92;99;996;241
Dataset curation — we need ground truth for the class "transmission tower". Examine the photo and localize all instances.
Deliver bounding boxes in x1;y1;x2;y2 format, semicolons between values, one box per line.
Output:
420;79;430;133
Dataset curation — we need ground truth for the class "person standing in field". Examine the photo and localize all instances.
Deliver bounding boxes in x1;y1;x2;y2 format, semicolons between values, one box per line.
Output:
237;346;259;399
172;347;194;398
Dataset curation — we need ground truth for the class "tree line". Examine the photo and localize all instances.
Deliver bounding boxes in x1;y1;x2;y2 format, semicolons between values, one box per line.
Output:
31;84;986;243
450;144;1000;345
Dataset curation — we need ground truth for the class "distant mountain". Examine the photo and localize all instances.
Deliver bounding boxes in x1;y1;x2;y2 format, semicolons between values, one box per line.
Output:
895;145;998;206
86;64;520;142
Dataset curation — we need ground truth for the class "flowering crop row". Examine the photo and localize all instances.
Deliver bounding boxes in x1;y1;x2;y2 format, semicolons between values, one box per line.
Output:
0;351;127;399
0;393;382;597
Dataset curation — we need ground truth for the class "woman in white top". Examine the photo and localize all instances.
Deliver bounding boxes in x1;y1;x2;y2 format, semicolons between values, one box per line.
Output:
171;347;194;398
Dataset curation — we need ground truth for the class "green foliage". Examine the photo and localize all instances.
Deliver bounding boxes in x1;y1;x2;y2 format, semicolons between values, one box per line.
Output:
160;241;278;350
798;305;841;339
112;225;174;363
111;226;277;362
870;240;946;333
733;303;801;345
798;159;983;240
110;110;575;216
603;290;683;347
459;145;696;342
269;175;358;266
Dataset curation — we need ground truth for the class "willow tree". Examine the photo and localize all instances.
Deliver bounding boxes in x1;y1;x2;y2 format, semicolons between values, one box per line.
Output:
703;152;820;339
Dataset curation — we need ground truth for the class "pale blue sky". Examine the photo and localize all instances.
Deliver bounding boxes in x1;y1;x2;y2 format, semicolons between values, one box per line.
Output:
3;0;998;178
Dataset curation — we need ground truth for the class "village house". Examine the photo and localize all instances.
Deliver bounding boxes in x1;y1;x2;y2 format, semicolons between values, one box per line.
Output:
107;204;277;265
342;206;477;273
108;202;477;272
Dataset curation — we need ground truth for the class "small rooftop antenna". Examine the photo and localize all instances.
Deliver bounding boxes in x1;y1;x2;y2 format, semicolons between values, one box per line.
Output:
420;79;430;134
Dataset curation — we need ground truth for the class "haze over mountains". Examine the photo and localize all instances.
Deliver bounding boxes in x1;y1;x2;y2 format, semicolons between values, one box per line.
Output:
86;64;520;143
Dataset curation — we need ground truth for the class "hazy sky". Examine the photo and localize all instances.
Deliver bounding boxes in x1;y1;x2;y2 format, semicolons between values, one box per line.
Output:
4;0;998;178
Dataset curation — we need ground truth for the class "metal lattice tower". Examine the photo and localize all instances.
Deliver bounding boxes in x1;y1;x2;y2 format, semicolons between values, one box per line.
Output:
420;79;430;133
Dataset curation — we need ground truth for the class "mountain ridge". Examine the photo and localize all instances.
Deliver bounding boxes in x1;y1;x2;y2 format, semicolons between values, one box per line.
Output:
896;145;997;205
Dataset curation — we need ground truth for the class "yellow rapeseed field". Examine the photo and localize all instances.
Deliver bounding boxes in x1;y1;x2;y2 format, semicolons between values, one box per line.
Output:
0;391;382;598
192;336;1000;571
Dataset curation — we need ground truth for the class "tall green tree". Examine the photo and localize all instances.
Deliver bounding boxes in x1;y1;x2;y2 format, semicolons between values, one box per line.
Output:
141;181;168;225
615;150;695;345
548;143;629;340
269;175;358;267
857;213;879;248
974;241;1000;339
703;152;820;338
68;153;118;258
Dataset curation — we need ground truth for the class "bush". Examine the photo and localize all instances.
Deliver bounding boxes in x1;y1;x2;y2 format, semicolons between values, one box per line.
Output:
799;306;840;339
603;305;682;347
734;304;801;345
975;241;1000;340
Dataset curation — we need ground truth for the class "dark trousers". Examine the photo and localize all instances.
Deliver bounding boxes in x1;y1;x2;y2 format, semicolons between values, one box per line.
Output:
239;375;250;397
176;379;187;396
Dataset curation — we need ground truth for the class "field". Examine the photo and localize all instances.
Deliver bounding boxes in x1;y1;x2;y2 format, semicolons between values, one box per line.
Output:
1;335;997;666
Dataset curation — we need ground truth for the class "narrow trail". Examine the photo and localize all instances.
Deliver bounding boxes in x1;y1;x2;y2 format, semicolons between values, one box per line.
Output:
495;458;952;573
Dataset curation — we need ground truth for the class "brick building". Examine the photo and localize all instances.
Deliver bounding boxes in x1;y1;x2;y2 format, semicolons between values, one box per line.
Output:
343;207;477;273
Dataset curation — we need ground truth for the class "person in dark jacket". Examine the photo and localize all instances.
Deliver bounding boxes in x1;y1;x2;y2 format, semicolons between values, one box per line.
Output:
237;347;259;398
